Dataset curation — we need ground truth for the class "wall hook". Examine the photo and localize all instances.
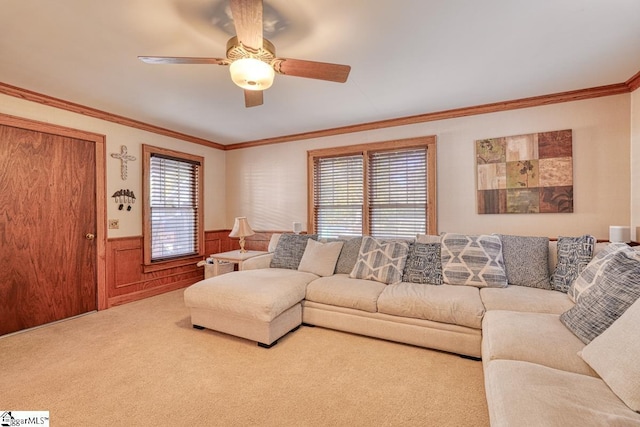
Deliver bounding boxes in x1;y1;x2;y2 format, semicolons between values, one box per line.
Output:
111;189;136;212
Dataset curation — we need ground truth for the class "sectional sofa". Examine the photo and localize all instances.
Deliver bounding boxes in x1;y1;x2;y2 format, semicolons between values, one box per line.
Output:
184;232;640;425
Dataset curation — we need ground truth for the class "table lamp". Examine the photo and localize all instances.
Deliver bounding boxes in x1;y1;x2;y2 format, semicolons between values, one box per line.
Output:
229;217;255;253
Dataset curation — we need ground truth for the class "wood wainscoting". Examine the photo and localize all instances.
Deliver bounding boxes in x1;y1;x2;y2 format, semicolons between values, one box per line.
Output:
106;230;235;307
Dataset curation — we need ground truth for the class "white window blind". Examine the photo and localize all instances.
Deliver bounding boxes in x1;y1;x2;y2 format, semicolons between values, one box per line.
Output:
149;154;200;261
312;147;429;239
314;155;364;238
368;148;427;239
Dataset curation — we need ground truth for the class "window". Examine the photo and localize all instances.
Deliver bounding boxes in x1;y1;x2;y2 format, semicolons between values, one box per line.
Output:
143;145;204;265
308;137;437;239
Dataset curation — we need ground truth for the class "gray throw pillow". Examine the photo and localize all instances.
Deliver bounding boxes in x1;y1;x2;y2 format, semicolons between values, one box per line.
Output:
402;242;443;285
560;249;640;344
551;235;595;293
270;234;318;270
334;237;363;274
497;234;551;289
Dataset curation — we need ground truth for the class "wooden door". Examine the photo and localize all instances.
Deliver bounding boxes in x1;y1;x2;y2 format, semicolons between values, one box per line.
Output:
0;124;97;335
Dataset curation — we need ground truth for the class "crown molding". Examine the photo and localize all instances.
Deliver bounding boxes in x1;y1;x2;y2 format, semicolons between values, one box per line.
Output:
627;70;640;92
225;82;630;150
0;82;225;150
2;70;638;152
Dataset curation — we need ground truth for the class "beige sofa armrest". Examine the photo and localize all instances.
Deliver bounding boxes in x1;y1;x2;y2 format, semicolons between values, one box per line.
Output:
242;253;274;270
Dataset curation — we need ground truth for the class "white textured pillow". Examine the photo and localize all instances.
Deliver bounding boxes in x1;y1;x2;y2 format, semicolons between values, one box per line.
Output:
268;233;282;252
579;298;640;412
416;234;442;244
297;239;344;277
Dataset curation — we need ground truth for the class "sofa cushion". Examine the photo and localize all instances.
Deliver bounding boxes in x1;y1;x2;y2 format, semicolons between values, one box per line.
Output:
350;236;409;285
580;298;640;412
297;239;344;277
441;233;507;288
484;360;640;427
568;242;630;302
560;248;640;343
482;310;595;377
267;233;281;252
496;234;551;289
377;282;484;328
334;237;363;274
415;233;441;243
270;234;318;270
305;274;387;313
184;269;318;322
402;242;443;285
551;234;595;293
480;285;574;314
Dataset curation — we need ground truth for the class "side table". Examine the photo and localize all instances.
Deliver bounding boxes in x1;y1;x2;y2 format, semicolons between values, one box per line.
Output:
205;250;269;278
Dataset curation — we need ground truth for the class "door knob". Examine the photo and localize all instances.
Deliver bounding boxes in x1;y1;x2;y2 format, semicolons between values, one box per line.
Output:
85;233;95;240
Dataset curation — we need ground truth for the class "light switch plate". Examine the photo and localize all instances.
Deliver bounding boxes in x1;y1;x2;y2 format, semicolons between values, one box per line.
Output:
108;219;120;229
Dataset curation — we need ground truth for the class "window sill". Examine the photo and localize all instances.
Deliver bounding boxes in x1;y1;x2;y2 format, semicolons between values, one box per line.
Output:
142;255;203;274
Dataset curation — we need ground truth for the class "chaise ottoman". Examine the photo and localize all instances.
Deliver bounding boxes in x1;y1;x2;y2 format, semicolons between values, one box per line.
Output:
184;268;319;347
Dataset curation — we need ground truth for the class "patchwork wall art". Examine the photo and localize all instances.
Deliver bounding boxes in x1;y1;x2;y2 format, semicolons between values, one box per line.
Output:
475;129;573;214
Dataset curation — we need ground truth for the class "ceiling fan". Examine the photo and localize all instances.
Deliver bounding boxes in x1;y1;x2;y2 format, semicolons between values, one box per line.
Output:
138;0;351;108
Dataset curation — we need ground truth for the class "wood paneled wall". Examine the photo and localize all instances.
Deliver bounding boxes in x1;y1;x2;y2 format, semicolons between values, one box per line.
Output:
105;230;279;307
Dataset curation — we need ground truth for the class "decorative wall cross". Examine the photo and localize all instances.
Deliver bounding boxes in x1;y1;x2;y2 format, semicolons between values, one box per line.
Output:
110;145;136;180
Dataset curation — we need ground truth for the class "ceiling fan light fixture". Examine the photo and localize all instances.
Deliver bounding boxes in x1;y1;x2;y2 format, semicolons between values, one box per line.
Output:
230;57;274;91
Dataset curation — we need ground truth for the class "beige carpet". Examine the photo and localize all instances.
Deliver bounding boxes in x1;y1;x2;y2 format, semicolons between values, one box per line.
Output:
0;289;489;426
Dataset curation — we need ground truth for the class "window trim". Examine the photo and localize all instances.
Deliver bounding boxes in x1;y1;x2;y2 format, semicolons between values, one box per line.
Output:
307;136;437;237
142;144;205;267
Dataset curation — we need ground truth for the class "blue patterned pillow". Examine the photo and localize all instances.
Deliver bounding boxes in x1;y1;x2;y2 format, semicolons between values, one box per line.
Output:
441;233;507;288
560;249;640;343
402;242;443;285
350;237;409;285
270;234;318;270
551;235;595;293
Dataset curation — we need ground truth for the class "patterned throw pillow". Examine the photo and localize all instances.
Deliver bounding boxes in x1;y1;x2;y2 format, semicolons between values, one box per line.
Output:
349;236;409;285
497;234;551;289
402;242;443;285
270;234;318;270
551;235;596;293
560;249;640;344
441;233;507;288
567;243;630;302
334;237;364;274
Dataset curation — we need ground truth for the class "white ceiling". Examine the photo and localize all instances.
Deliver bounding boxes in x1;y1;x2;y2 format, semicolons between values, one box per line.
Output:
2;0;639;145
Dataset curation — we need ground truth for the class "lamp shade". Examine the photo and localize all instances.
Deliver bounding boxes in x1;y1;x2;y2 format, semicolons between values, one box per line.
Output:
229;58;274;91
229;217;255;238
609;225;631;243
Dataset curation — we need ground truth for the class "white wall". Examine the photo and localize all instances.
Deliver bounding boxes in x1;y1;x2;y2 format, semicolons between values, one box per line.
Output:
2;91;633;241
632;88;640;241
226;94;631;240
0;94;227;237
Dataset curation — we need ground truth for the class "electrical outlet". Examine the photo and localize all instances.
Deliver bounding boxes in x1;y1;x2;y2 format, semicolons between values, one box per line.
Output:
108;219;119;229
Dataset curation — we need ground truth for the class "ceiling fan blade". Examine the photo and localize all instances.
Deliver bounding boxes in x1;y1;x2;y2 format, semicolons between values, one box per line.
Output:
230;0;263;50
244;90;263;108
138;56;227;65
275;58;351;83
